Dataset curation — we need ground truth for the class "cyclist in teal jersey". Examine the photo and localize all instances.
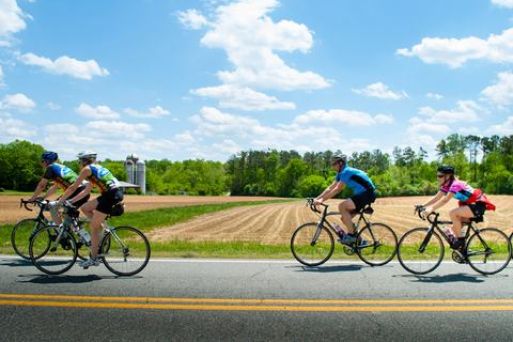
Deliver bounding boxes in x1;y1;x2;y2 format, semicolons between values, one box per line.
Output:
314;154;376;245
27;151;91;225
59;151;123;268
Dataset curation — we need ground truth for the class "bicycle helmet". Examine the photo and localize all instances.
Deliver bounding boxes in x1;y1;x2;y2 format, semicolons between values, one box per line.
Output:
330;153;347;164
41;151;58;163
437;165;455;175
77;151;97;162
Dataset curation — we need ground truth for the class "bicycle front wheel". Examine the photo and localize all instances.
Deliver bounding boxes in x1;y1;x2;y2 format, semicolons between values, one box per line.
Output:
101;226;151;277
290;223;334;267
356;223;398;266
29;225;77;275
397;227;444;275
467;228;511;275
11;218;45;260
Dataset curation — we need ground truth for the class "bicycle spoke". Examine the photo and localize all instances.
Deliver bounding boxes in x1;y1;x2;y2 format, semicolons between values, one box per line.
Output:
290;223;334;267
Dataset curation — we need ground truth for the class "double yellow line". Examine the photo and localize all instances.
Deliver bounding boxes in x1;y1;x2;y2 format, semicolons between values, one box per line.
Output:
1;294;513;312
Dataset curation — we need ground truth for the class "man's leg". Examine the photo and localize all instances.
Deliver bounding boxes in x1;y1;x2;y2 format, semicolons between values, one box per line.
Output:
80;199;97;220
89;210;108;260
338;199;356;233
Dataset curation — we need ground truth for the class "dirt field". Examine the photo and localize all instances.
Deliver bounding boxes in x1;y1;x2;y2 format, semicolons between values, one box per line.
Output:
148;196;513;244
0;195;284;224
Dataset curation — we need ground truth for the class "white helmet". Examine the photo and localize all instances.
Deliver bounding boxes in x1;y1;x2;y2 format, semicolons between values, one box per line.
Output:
77;151;97;162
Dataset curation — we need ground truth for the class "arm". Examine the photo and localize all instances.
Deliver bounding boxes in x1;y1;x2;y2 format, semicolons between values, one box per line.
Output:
316;182;344;202
422;191;445;207
28;178;49;201
68;181;93;204
58;168;91;204
44;184;59;199
426;192;454;213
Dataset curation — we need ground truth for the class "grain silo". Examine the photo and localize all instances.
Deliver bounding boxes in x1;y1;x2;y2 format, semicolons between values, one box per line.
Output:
125;154;146;194
136;159;146;194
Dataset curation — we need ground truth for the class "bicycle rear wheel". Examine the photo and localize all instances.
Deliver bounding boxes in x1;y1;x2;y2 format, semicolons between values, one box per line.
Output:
356;223;398;266
467;228;511;275
290;223;334;267
101;226;151;276
29;225;77;275
397;227;444;275
11;218;46;260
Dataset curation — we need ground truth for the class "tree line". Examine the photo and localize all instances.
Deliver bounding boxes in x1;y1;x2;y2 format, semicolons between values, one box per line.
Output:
1;134;513;197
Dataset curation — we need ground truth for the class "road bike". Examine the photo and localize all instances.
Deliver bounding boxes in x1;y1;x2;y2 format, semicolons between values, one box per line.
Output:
11;199;50;260
29;202;151;276
290;198;398;267
397;206;511;275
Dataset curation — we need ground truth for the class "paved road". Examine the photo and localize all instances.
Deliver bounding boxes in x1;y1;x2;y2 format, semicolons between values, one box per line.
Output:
1;256;513;341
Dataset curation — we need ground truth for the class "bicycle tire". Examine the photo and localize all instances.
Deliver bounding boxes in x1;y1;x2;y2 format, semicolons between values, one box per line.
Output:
467;227;511;275
29;225;78;275
397;227;445;275
101;226;151;277
290;222;334;267
356;222;398;266
11;218;47;260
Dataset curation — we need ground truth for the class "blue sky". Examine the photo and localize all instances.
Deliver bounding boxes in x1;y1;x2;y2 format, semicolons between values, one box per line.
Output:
2;0;513;161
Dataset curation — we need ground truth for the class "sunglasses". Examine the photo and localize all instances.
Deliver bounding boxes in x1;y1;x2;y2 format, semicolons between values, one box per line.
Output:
436;174;445;178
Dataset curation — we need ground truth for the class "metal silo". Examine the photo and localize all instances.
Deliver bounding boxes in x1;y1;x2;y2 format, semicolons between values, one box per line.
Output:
136;160;146;194
125;158;135;184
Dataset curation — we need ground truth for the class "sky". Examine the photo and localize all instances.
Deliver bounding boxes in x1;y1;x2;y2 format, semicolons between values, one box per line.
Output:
2;0;513;161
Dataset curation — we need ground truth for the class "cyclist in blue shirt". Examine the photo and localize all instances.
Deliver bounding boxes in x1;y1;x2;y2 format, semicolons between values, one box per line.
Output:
314;154;376;245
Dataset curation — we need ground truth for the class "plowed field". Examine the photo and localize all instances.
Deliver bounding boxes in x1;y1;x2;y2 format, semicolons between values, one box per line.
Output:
0;195;284;224
148;196;513;244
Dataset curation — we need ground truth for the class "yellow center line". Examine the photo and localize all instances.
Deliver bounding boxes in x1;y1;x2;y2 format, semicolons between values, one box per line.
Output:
2;299;513;312
1;293;513;306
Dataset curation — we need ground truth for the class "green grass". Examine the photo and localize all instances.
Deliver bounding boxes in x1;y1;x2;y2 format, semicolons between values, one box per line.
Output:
0;190;33;196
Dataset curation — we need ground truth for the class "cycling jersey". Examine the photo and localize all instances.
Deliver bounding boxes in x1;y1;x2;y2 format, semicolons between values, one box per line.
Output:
335;166;375;195
440;179;495;210
87;164;119;193
43;163;80;190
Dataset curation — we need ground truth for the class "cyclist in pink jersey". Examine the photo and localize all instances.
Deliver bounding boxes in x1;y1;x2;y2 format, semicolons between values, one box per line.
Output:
420;165;495;257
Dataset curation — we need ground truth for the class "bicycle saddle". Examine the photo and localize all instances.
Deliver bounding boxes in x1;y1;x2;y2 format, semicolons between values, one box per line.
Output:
360;205;374;215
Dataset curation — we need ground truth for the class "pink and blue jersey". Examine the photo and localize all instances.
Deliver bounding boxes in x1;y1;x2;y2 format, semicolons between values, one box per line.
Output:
440;179;476;202
335;166;375;195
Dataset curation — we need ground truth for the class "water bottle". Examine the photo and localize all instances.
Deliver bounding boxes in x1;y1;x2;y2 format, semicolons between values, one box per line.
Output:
444;227;456;245
78;229;91;246
334;224;345;238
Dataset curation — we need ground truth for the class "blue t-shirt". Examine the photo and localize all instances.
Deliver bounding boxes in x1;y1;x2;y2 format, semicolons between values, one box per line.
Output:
335;166;375;195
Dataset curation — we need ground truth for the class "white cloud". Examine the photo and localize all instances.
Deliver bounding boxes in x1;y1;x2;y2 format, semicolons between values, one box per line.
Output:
75;103;119;119
408;117;451;135
397;27;513;68
426;92;443;100
1;93;36;111
481;71;513;106
0;0;28;46
492;0;513;8
47;102;61;111
352;82;408;100
192;84;295;111
124;105;171;118
212;139;241;154
0;65;4;87
488;116;513;134
418;100;482;123
293;109;394;126
177;9;209;30
0;116;35;141
191;0;329;91
19;53;109;80
86;120;151;140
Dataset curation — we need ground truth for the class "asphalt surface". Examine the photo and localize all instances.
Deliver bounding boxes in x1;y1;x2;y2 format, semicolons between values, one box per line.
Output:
1;256;513;341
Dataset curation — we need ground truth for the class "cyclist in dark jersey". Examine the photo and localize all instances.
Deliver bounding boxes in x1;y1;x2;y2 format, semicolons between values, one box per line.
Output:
59;151;123;268
27;151;91;225
421;165;495;258
314;154;376;245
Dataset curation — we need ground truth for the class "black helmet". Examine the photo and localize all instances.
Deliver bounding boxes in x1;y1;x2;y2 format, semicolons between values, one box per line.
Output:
41;151;58;163
437;165;455;175
331;153;347;164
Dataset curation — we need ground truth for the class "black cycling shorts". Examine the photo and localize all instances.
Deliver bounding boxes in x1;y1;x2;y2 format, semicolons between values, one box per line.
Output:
96;188;124;215
468;201;486;218
70;186;90;208
350;190;376;213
